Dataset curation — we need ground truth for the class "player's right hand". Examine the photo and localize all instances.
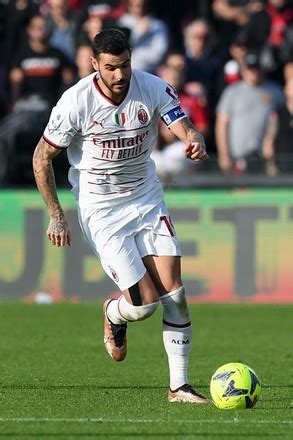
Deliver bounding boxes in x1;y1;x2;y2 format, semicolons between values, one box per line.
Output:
47;217;71;247
184;141;209;162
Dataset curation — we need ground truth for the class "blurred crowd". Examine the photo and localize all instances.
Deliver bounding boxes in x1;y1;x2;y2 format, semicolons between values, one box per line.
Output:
0;0;292;186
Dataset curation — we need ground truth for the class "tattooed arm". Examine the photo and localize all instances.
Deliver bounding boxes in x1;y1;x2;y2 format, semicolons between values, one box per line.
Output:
33;137;71;247
169;117;209;161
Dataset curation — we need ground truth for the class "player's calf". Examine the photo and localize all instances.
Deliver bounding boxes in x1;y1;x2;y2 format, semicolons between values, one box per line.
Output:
160;286;209;402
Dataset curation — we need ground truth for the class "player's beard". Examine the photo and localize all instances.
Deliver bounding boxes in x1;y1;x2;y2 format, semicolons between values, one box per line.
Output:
99;73;130;99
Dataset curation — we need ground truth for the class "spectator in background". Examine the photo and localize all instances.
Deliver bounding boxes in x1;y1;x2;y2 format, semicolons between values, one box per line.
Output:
149;0;211;49
80;0;125;22
284;60;293;81
9;14;74;108
159;51;187;73
263;77;293;174
261;0;293;81
212;0;250;46
152;52;209;179
75;13;104;47
76;0;126;47
0;14;74;184
74;44;94;81
211;1;277;52
212;0;250;26
182;18;226;107
221;32;248;89
44;0;78;62
266;0;293;48
3;0;39;62
215;52;284;175
242;0;271;50
0;0;7;119
118;0;169;73
160;52;210;137
212;1;293;72
67;0;83;13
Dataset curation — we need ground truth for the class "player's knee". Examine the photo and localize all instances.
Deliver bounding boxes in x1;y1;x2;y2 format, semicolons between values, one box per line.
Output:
118;295;159;322
160;286;190;326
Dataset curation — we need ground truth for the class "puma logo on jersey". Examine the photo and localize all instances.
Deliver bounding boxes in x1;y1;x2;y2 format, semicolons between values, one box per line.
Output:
91;120;105;128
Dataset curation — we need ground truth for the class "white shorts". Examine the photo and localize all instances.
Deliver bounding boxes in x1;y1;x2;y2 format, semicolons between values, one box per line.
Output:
78;195;182;291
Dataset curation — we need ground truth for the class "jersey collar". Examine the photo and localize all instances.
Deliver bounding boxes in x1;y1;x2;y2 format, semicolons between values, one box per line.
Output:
93;74;131;106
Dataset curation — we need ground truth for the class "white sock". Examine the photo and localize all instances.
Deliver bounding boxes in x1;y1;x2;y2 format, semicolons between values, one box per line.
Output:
106;298;126;324
160;287;192;391
163;324;191;390
106;296;159;324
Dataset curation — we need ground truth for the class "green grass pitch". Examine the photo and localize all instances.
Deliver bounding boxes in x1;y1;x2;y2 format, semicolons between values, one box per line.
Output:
0;302;292;439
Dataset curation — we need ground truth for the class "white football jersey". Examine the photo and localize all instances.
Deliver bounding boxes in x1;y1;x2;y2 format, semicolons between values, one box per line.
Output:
43;69;186;208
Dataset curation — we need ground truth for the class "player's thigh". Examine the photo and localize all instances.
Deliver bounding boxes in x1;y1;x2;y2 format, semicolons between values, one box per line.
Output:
122;269;159;305
143;255;182;295
136;201;182;294
78;206;147;292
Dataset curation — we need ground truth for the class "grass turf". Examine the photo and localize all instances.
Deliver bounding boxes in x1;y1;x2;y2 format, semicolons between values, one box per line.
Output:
0;302;292;439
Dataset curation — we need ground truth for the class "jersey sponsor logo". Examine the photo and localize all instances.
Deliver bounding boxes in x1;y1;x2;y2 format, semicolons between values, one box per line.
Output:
99;144;144;160
138;108;148;124
115;113;126;126
92;130;150;160
95;130;149;149
162;106;186;126
93;130;149;161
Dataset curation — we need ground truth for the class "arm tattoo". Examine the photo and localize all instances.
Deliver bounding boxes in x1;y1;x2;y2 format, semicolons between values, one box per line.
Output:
51;222;67;235
171;117;205;146
33;138;65;220
177;118;204;144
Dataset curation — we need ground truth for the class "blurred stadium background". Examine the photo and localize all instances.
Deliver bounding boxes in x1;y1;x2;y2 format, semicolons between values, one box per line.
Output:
0;0;292;303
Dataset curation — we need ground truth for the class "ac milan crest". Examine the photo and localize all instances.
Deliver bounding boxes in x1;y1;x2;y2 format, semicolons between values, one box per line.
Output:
109;267;119;283
138;108;148;124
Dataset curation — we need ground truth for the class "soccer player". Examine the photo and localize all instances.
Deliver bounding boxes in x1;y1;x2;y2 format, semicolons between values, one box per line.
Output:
33;28;209;403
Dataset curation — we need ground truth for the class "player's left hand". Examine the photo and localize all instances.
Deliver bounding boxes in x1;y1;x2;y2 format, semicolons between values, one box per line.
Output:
184;138;209;162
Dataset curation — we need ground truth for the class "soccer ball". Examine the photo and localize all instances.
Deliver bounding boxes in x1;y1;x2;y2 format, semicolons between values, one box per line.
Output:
210;362;261;409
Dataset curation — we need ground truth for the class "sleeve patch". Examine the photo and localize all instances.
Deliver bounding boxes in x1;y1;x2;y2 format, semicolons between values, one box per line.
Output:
161;106;186;126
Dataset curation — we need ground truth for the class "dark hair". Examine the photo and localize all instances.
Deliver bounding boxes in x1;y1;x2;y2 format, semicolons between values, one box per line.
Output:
163;50;186;64
92;28;130;58
126;0;150;15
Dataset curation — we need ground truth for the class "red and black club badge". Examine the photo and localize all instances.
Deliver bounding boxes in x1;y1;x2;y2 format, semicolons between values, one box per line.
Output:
138;108;148;124
109;267;119;283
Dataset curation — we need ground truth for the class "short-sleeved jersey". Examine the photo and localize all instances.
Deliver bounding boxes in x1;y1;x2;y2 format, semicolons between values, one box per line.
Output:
43;69;186;208
216;80;284;159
